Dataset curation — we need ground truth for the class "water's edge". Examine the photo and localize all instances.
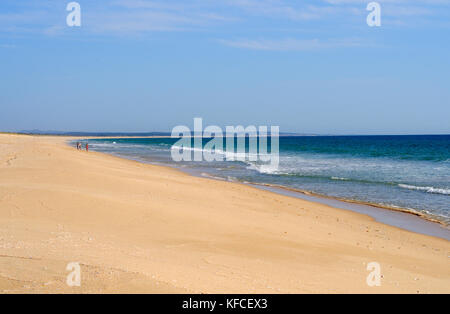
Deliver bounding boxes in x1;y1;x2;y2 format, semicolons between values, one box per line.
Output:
252;184;450;241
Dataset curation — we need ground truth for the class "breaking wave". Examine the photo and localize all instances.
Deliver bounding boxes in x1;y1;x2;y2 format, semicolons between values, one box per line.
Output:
398;184;450;195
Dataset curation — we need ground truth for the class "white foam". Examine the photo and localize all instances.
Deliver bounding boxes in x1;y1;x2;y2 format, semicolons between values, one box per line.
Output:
331;177;350;181
398;184;450;195
246;163;283;174
200;172;226;181
171;145;269;160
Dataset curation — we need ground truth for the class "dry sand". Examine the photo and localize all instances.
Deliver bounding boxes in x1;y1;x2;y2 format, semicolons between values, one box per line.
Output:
0;133;448;293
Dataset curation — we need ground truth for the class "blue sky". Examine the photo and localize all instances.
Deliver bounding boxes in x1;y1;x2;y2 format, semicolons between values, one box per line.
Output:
0;0;449;134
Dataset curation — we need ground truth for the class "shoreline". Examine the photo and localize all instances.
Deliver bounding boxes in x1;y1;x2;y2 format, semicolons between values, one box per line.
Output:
252;184;450;241
256;184;442;223
1;134;449;293
76;137;449;240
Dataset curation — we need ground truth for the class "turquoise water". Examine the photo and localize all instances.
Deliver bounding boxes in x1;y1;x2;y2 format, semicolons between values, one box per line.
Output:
85;135;450;224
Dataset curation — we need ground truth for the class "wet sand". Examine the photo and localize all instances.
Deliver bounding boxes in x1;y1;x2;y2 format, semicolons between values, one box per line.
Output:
254;184;450;240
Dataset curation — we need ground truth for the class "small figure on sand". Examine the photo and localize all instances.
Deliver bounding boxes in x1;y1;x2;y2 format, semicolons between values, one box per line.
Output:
76;142;81;150
85;142;89;152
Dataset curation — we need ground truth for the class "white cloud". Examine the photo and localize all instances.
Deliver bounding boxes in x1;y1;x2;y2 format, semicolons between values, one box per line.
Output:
0;44;16;48
324;0;449;17
0;0;448;37
218;38;365;51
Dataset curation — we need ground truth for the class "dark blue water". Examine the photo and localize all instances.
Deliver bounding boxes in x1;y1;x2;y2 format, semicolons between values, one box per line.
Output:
84;135;450;224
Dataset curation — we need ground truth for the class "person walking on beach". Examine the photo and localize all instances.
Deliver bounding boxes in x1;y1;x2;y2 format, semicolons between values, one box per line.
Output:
76;142;81;150
85;142;89;152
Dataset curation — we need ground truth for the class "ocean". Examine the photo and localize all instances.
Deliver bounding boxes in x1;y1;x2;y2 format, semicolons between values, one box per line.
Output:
83;135;449;225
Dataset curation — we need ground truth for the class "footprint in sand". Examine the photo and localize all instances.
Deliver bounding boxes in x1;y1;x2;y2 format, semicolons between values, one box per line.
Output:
5;154;17;166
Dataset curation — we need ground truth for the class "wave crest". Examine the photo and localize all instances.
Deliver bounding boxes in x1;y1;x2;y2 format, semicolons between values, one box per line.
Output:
398;184;450;195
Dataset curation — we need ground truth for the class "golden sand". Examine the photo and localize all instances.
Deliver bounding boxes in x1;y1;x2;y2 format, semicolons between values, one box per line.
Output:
0;134;448;293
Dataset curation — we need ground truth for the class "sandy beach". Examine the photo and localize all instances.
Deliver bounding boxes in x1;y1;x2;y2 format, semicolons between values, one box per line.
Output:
0;133;448;293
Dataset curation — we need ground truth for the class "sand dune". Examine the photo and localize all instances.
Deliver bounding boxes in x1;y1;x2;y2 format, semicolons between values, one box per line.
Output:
0;134;448;293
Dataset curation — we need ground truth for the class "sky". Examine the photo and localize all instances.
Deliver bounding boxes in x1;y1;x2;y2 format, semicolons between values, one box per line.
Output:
0;0;449;135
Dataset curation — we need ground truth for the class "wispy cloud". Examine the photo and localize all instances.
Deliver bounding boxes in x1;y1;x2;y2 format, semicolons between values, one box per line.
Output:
218;38;365;51
0;43;16;48
86;0;237;35
0;0;448;38
224;0;325;20
324;0;450;16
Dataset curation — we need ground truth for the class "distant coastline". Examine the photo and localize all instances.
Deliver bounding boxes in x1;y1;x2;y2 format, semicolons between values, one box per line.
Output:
3;130;449;137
